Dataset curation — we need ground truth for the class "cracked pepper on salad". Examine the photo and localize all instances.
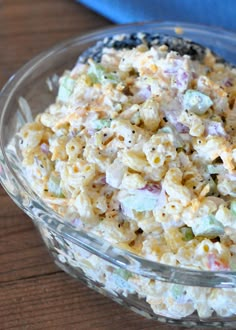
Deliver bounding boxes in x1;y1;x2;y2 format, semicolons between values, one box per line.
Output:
19;36;236;272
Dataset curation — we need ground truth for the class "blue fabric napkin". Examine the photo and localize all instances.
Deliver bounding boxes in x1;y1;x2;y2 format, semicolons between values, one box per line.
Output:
78;0;236;32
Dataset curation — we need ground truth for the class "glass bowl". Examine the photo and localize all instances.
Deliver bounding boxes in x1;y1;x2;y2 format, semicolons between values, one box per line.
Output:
1;21;236;328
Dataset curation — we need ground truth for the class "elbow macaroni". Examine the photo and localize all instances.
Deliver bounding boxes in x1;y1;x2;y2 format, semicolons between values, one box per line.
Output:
18;36;236;319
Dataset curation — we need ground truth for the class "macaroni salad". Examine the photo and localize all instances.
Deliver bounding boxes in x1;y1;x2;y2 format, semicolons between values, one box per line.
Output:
19;36;236;276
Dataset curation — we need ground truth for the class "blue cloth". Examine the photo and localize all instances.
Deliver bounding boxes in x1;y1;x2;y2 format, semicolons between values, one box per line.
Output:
78;0;236;32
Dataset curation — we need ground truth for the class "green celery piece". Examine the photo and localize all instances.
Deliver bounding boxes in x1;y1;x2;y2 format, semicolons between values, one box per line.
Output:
121;194;158;212
58;75;76;102
93;119;111;130
207;164;225;174
230;200;236;216
230;263;236;271
158;126;172;134
88;62;119;84
171;284;185;300
88;62;104;83
158;125;183;148
230;255;236;270
179;226;194;241
192;214;224;238
48;173;64;198
183;89;213;115
114;268;132;280
105;72;120;84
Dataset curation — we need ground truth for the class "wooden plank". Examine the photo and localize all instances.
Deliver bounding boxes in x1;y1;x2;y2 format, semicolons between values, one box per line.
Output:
0;272;176;330
0;0;112;86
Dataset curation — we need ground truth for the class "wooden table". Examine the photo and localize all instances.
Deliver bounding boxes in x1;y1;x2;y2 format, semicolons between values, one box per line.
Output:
0;1;209;329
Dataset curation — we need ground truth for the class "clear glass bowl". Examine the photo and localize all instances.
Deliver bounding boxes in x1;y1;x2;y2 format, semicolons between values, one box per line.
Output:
1;21;236;328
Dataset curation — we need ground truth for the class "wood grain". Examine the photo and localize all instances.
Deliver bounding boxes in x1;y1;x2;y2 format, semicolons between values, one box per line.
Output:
0;1;209;329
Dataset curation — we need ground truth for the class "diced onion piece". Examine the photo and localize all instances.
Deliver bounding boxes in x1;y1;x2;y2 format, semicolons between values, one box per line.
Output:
106;159;126;189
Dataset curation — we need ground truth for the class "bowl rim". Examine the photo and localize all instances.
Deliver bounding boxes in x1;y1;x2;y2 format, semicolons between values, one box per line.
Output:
1;21;236;288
